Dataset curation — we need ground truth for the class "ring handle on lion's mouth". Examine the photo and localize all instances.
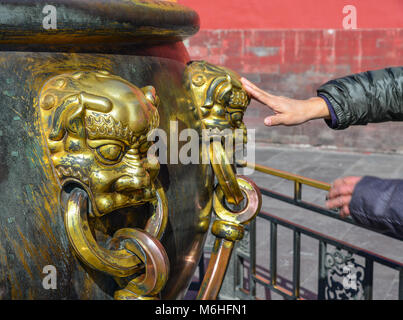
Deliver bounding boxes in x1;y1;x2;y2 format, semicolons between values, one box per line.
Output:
209;140;245;206
64;179;169;279
113;228;170;299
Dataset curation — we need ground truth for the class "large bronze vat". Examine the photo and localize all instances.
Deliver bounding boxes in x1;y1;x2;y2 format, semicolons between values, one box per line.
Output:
0;0;260;300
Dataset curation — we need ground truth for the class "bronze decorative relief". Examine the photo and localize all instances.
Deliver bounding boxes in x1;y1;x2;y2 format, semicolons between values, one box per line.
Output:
184;61;250;135
39;70;169;299
184;61;262;300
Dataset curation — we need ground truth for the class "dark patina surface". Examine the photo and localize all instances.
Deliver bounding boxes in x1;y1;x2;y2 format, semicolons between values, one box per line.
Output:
0;0;212;300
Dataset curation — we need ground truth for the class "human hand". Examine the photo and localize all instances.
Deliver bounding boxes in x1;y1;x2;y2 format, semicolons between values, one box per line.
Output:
326;176;362;218
240;77;330;126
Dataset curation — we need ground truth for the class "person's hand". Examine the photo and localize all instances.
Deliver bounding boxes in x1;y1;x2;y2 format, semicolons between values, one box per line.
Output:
326;176;362;218
240;77;330;126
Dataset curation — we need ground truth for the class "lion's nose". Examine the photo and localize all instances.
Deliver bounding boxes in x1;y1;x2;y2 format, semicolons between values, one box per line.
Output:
114;171;151;193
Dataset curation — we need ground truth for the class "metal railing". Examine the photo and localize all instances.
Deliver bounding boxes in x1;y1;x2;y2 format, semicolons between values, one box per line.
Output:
191;161;403;300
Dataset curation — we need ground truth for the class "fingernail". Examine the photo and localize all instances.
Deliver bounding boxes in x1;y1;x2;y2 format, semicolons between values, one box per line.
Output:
264;118;272;126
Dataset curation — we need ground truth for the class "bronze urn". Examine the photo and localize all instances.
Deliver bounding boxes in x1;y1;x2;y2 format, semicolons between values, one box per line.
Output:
0;0;260;300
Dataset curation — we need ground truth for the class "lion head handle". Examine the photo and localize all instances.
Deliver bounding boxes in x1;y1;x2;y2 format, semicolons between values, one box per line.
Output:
184;60;251;141
39;70;160;217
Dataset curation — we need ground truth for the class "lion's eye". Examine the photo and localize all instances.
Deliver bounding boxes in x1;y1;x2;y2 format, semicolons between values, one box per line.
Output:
97;144;123;162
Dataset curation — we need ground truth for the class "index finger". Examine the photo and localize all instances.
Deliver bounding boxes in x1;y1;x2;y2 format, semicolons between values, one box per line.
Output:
241;78;275;102
328;184;356;199
332;176;361;188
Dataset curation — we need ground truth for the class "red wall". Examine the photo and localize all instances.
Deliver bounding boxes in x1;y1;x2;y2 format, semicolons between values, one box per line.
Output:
178;0;403;29
178;0;403;153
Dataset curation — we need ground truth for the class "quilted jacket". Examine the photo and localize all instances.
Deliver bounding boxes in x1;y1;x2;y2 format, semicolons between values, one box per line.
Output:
317;67;403;239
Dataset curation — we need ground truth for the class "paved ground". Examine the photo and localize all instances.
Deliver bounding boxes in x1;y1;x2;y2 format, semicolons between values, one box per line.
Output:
186;143;403;300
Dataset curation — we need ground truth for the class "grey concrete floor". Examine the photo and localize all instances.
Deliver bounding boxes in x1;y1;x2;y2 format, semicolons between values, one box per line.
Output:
187;143;403;300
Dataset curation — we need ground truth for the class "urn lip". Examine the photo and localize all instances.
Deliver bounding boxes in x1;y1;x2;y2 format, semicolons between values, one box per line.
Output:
0;0;200;52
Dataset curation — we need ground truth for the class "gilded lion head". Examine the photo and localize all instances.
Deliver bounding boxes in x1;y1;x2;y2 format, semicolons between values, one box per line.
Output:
184;61;251;134
39;70;160;217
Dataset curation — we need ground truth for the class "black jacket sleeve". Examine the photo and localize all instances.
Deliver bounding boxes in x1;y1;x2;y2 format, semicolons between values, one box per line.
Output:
317;67;403;130
349;176;403;240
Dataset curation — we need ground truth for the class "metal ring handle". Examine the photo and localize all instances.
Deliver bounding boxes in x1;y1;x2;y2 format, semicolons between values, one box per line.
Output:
144;179;168;240
64;179;169;278
198;176;261;300
213;175;262;225
113;228;170;299
65;188;141;277
209;140;244;205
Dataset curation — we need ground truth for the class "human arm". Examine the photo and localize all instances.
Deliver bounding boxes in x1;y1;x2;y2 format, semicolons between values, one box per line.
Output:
240;77;331;126
241;66;403;129
327;176;403;240
318;67;403;129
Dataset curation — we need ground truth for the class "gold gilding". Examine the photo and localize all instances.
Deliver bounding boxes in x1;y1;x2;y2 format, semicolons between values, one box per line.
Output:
39;70;169;299
184;61;252;206
184;61;250;134
209;140;244;205
211;220;244;242
185;61;262;300
213;176;262;226
39;70;161;218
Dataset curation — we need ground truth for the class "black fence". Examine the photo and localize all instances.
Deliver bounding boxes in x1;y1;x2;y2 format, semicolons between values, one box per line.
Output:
190;162;403;300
